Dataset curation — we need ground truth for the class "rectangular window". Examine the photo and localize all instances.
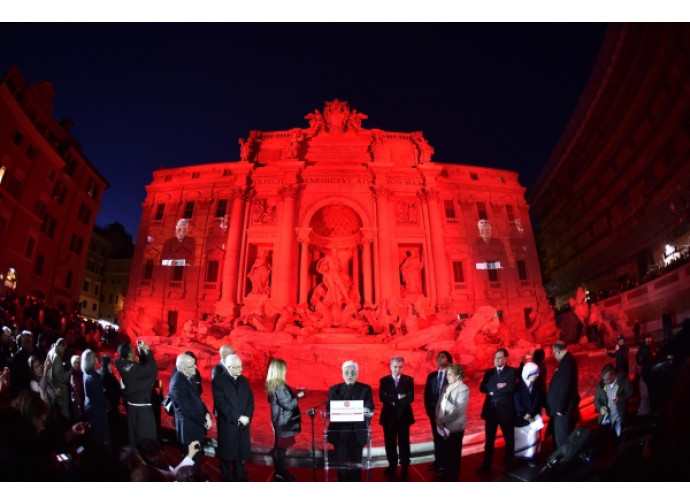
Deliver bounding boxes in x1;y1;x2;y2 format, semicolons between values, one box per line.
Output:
69;233;84;254
191;172;200;179
477;202;488;220
65;270;73;289
143;260;154;279
452;261;465;283
83;280;90;292
506;204;515;221
154;203;165;220
443;200;456;219
35;254;45;276
33;200;47;219
470;172;478;181
77;203;92;225
25;237;35;259
517;260;528;280
86;178;100;200
51;181;66;204
94;284;100;295
115;295;119;304
206;260;219;282
215;199;228;218
64;159;77;177
183;201;195;219
498;176;505;183
41;215;56;238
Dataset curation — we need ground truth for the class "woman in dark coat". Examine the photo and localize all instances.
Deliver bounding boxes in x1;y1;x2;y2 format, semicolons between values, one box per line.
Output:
82;349;110;446
513;362;543;464
265;358;305;481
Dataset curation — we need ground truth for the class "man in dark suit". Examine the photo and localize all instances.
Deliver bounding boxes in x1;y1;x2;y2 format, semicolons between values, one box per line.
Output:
379;356;414;479
546;340;580;449
327;360;375;481
476;347;517;474
169;353;212;465
423;350;452;471
212;353;254;481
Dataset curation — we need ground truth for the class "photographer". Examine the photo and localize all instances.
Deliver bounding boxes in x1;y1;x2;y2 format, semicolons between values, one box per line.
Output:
115;340;158;446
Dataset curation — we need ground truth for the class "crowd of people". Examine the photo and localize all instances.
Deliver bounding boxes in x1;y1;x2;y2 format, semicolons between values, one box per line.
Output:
2;286;690;481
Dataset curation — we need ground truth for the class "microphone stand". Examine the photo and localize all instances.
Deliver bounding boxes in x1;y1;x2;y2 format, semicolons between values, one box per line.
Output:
304;400;328;481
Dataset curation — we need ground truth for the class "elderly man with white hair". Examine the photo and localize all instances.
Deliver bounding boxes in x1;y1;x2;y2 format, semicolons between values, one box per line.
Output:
169;352;212;465
327;360;375;481
212;353;254;481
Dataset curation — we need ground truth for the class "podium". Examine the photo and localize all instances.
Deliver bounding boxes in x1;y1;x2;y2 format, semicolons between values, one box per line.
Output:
322;400;373;482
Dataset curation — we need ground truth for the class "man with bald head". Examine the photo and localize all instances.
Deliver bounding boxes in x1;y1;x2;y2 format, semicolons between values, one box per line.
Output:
212;353;254;481
169;353;212;465
212;343;235;381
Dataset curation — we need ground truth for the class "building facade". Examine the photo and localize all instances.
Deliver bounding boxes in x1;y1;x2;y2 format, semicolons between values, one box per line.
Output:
79;230;110;320
123;99;547;341
0;66;108;310
529;24;690;311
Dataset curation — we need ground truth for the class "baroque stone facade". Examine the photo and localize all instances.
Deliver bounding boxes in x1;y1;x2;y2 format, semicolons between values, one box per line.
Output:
123;100;556;383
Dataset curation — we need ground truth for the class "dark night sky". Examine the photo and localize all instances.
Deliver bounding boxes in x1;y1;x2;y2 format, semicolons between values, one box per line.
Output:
0;22;608;241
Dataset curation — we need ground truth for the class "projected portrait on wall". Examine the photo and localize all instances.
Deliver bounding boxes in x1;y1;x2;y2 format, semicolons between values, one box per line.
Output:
474;219;509;272
161;218;196;267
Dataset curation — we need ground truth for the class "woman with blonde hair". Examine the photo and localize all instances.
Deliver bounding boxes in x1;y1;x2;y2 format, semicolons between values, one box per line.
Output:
435;363;469;481
265;358;305;481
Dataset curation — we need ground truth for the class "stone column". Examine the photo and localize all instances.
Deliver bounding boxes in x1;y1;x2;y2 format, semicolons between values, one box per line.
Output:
352;244;360;301
360;228;375;306
372;186;396;300
421;188;451;303
297;228;311;304
272;183;300;307
216;187;247;317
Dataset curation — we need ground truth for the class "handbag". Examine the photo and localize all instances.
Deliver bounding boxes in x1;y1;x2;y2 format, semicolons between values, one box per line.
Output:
162;394;174;416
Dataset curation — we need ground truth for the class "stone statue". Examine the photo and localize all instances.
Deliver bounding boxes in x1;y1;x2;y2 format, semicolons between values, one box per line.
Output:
346;109;368;134
315;248;350;306
304;109;325;136
370;131;390;162
285;130;303;160
239;137;250;161
399;249;423;296
247;250;271;295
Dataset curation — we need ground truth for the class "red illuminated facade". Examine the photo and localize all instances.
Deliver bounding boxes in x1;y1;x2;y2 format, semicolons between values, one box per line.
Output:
123;100;555;383
0;66;108;309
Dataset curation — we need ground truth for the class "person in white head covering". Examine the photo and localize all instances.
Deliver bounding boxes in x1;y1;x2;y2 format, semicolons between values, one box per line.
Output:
513;361;543;464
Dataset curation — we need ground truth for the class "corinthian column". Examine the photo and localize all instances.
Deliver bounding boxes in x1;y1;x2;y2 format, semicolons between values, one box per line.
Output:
216;187;247;317
360;228;375;306
372;186;396;299
297;228;311;304
421;188;450;303
272;184;300;307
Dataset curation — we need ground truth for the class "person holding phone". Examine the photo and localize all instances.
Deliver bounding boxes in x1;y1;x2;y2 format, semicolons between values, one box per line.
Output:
265;358;305;481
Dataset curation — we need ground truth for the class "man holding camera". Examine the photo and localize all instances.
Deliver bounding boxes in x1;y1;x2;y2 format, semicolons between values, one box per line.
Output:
169;353;212;465
116;340;159;445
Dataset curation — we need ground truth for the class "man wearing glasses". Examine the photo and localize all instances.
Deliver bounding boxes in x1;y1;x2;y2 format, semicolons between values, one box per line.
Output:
169;353;212;465
212;353;254;481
